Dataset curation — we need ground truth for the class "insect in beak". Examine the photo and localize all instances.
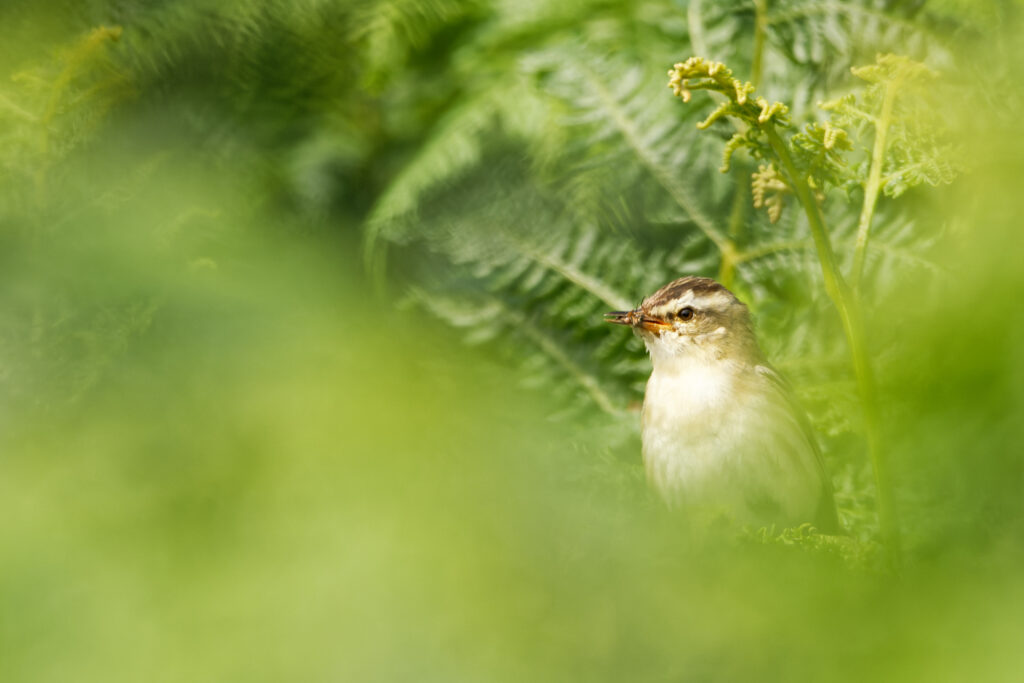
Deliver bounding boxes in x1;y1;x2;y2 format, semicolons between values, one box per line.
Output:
604;310;671;332
604;310;634;325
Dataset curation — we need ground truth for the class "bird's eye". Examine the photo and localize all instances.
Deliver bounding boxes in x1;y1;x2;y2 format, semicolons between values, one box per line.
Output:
677;307;694;321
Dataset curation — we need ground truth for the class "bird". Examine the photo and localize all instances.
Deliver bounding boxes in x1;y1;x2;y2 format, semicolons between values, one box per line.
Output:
605;276;838;532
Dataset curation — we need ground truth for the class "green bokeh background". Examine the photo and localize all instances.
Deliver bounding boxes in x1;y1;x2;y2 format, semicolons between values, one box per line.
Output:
2;2;1024;681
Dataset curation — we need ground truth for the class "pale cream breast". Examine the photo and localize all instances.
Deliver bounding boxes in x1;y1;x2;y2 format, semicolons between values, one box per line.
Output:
640;363;822;526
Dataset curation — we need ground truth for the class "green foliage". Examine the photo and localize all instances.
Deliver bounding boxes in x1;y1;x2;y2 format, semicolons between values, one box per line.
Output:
746;522;884;569
362;1;960;427
0;25;130;211
826;54;960;198
670;52;958;223
354;2;974;546
0;0;972;540
4;1;1024;681
670;50;965;549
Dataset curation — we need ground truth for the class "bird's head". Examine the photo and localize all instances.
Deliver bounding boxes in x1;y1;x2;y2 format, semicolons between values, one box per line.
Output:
604;276;762;367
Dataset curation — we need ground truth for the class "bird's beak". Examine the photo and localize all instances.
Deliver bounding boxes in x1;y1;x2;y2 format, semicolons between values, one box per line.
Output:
604;311;634;326
604;310;670;333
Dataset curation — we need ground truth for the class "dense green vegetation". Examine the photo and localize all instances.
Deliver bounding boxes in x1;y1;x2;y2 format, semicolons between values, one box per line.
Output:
2;1;1024;680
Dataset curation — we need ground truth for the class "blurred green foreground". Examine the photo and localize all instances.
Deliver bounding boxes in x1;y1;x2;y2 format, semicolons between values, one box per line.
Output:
3;2;1024;682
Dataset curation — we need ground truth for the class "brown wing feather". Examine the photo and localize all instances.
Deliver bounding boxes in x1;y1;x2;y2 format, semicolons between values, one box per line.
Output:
755;364;840;534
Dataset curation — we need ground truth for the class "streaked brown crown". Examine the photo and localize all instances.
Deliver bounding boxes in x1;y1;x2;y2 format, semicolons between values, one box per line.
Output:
642;276;738;310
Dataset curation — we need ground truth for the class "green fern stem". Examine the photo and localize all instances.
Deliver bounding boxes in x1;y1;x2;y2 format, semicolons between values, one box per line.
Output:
688;0;709;59
751;0;768;88
717;240;739;290
718;174;750;288
702;0;766;290
851;79;897;289
764;125;900;554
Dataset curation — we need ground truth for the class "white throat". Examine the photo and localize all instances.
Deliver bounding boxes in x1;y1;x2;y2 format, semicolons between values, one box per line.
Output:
642;327;733;375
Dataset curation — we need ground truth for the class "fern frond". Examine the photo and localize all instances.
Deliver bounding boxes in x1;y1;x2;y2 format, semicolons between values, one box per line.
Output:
351;0;485;82
569;58;727;249
411;289;625;415
363;84;507;267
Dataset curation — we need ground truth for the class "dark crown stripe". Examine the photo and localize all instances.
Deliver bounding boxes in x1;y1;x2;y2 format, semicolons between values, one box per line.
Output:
643;276;736;308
